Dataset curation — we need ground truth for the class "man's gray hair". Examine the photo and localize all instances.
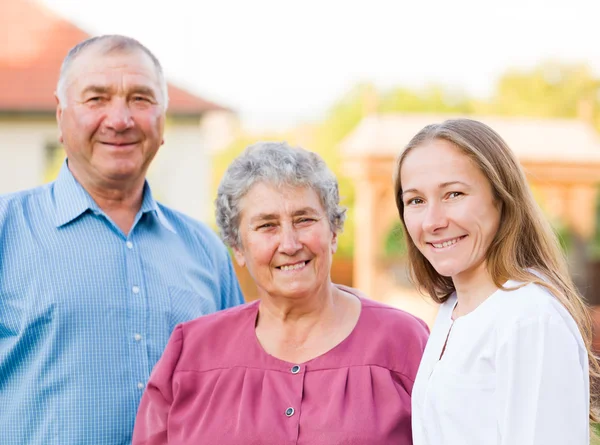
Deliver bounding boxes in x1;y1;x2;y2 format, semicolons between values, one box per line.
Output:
56;35;169;109
216;141;347;248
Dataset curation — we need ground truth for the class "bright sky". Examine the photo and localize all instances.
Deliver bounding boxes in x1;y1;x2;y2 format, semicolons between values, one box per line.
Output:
43;0;599;130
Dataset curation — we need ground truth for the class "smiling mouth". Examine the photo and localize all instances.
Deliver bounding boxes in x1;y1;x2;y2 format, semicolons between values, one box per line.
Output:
277;260;310;271
429;235;467;249
100;142;137;146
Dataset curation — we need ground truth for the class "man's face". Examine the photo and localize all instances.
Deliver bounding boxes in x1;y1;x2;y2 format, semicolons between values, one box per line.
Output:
56;47;166;190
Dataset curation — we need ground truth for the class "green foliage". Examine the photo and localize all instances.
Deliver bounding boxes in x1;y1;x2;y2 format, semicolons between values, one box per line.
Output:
486;61;600;129
383;221;408;257
212;61;600;257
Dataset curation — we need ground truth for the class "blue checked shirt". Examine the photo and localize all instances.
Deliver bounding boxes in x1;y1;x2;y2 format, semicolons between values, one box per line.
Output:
0;162;244;444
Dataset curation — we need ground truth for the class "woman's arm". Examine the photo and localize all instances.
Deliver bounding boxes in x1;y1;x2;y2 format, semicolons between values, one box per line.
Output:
495;315;588;445
132;325;185;445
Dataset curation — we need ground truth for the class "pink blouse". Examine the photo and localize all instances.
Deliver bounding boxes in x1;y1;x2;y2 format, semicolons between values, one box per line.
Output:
132;294;429;445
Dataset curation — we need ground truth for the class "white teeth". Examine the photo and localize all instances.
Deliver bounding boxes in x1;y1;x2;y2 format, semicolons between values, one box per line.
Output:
280;262;306;271
432;237;461;248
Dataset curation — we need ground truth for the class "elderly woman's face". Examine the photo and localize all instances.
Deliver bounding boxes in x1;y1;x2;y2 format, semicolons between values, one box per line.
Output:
233;182;337;300
400;138;501;284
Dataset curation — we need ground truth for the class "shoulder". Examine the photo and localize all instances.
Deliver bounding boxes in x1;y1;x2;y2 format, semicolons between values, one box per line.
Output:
175;302;258;366
180;301;256;333
337;284;429;343
156;203;230;257
0;184;52;221
360;297;430;341
337;286;429;374
494;281;568;322
491;281;584;346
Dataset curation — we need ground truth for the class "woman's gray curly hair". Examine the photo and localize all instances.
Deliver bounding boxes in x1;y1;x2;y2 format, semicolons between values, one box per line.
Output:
215;141;346;249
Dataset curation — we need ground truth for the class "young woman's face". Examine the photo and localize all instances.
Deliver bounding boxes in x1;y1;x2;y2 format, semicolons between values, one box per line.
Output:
400;138;501;284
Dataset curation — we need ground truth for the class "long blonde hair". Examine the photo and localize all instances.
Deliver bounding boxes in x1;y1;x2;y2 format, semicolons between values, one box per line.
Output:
394;118;600;422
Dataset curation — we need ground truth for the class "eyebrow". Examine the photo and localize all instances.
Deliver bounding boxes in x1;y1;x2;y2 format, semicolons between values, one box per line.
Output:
129;86;158;98
80;85;158;98
401;181;470;197
249;207;321;223
81;85;111;96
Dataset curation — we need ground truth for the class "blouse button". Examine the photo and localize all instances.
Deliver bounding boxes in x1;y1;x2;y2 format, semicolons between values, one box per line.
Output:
285;407;295;417
291;365;301;374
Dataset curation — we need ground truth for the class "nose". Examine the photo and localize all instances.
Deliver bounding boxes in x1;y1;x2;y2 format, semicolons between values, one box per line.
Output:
422;202;448;233
278;223;302;255
103;98;134;132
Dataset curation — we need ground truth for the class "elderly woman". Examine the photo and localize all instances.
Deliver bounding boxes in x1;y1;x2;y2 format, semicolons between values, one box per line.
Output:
132;142;429;445
395;119;598;444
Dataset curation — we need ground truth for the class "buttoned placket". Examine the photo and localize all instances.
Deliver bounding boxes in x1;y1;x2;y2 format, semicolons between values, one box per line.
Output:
285;363;306;444
124;233;150;395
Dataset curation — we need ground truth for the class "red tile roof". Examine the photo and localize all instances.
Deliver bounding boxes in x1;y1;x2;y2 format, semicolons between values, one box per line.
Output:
0;0;226;116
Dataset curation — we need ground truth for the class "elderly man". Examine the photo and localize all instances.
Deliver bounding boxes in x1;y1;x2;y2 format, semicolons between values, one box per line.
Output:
0;35;244;444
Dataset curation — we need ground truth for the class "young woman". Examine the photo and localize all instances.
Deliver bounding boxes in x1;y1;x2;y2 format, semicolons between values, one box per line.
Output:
395;118;598;444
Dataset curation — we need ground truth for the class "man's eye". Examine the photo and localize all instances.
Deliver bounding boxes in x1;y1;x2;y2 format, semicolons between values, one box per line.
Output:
258;223;275;229
133;96;149;102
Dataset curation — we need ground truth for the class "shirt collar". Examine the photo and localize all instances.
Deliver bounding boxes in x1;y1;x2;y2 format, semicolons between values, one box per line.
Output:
53;161;100;228
53;161;176;233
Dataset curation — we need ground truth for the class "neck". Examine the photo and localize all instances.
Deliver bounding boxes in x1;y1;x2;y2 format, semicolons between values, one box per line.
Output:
258;281;337;325
69;165;145;235
452;262;499;318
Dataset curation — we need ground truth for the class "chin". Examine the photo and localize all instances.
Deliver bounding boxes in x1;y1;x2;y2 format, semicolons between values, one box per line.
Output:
429;263;463;279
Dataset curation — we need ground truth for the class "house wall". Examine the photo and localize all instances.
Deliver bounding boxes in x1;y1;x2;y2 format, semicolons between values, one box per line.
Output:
147;119;212;223
0;119;58;194
0;115;231;226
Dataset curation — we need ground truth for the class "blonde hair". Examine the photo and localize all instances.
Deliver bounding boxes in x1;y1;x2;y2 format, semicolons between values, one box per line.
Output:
394;118;600;422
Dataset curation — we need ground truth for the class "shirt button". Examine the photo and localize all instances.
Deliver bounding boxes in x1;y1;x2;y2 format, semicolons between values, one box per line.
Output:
137;382;145;390
134;333;142;341
285;407;295;417
291;365;301;374
132;286;140;294
126;241;134;249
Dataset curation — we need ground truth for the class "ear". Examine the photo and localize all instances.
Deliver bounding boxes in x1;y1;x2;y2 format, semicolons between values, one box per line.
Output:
55;93;64;143
330;231;338;255
232;245;246;268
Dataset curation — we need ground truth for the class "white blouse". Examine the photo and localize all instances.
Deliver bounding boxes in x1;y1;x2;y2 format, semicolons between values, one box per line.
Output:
412;281;590;445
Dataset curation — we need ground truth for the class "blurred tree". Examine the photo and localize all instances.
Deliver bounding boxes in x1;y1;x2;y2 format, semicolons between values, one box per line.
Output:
484;61;600;129
212;62;600;258
44;143;66;183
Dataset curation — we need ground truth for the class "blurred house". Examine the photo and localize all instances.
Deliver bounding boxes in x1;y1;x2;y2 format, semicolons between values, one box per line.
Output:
341;114;600;326
0;0;237;222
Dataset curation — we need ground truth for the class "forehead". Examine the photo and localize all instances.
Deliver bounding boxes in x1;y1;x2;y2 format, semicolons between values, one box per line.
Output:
239;182;325;219
65;47;161;94
401;138;487;188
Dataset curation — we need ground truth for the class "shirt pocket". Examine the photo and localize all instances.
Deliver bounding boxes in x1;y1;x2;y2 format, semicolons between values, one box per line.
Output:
168;286;218;332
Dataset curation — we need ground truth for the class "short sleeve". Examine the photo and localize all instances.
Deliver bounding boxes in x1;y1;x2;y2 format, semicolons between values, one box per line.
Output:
495;315;588;445
132;325;184;445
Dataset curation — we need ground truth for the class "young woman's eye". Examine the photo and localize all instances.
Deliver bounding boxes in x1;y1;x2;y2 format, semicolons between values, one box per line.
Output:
448;192;463;199
405;198;423;206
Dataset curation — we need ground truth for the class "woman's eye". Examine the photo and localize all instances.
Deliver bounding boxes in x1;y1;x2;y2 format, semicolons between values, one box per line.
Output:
448;192;463;199
258;223;275;229
296;218;315;224
406;198;423;206
133;96;149;102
